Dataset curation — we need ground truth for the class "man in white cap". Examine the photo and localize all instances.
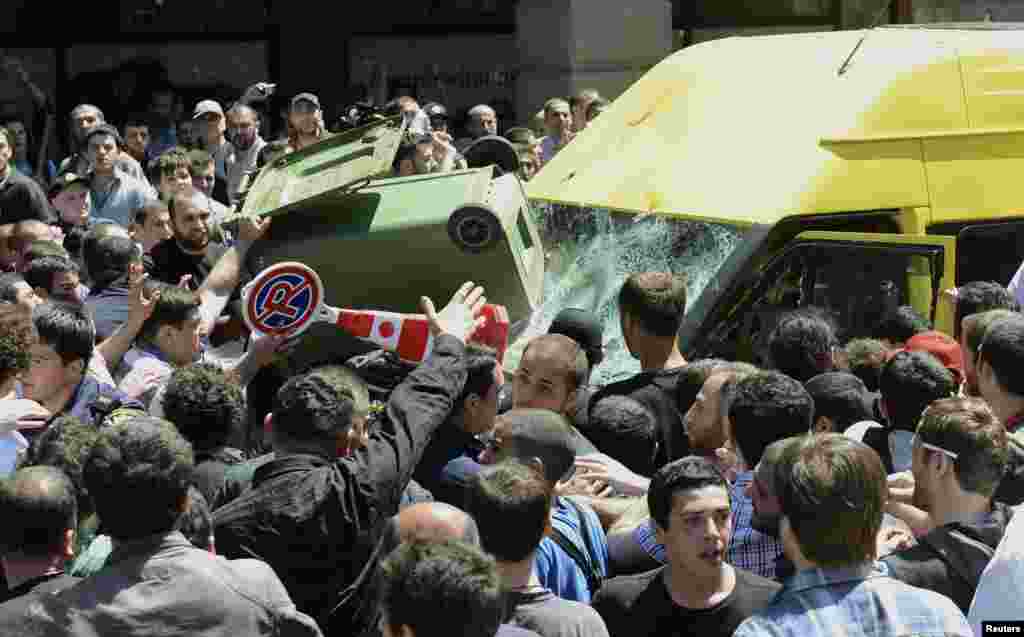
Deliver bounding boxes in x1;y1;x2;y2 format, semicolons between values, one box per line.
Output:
193;100;232;183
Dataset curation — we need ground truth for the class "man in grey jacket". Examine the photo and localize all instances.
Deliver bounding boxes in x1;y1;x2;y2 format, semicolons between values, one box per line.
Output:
16;416;322;637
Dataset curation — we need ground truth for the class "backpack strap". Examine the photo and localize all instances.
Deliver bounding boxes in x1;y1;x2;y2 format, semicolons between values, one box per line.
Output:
549;497;604;594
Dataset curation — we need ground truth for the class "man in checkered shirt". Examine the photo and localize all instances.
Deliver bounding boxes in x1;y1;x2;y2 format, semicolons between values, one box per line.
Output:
724;371;816;580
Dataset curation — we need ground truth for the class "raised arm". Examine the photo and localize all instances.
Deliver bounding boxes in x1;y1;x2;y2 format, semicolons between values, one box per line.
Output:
354;282;488;511
96;264;159;370
196;215;271;337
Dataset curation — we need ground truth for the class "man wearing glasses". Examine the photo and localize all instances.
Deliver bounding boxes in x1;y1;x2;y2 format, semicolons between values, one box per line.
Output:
880;397;1011;614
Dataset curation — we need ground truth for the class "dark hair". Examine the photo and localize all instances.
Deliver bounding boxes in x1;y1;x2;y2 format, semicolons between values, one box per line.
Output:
977;314;1024;397
467;461;552;562
777;434;886;567
23;255;77;294
138;282;200;344
804;372;875;431
588;395;658;476
873;305;931;344
618;272;687;338
729;371;815;468
916;397;1008;497
26;415;103;521
963;309;1019;368
458;345;498;404
176;486;214;550
161;363;244;452
879;351;956;431
156;147;191;178
273;365;370;445
0;466;77;557
187;149;214;174
844;338;888;392
520;334;589;392
0;317;31;386
0;272;27;303
83;416;194;540
956;281;1020;340
768;309;838;383
499;409;577;483
380;540;503;637
648;456;730;531
32;301;94;366
82;235;138;292
675;359;728;415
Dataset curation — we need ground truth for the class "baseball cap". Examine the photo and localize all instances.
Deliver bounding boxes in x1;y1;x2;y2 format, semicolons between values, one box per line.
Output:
549;308;604;367
903;330;965;385
291;92;321;109
48;172;90;198
192;99;224;119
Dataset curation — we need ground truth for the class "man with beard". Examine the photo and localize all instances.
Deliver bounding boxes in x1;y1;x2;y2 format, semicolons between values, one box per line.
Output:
144;189;251;334
224;104;266;208
58;105;148;184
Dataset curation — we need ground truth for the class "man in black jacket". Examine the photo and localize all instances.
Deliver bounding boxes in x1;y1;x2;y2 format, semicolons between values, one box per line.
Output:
882;396;1011;613
213;281;487;630
586;272;689;465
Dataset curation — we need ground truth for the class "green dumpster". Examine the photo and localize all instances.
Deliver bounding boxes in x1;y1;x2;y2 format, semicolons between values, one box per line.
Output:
240;117;545;324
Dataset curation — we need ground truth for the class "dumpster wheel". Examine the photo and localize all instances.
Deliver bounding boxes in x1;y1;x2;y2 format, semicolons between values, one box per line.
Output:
448;205;502;253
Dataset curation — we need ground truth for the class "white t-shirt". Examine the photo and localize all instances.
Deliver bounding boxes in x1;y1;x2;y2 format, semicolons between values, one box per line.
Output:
968;504;1024;635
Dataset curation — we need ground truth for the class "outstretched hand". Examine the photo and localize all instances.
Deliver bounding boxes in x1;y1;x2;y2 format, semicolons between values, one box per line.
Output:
128;263;159;322
238;215;272;242
420;281;486;343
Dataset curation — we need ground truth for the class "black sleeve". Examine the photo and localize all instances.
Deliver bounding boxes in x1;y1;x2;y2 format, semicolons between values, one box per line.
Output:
591;582;632;637
352;334;467;515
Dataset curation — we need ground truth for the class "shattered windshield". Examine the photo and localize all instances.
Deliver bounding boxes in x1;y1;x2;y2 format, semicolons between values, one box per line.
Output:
506;201;748;384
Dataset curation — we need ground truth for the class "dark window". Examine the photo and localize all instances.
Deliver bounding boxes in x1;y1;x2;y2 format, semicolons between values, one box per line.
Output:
700;238;944;365
928;220;1024;287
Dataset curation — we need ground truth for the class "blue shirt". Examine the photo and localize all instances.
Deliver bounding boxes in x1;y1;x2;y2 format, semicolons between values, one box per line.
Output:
89;168;158;227
534;496;609;603
733;563;972;637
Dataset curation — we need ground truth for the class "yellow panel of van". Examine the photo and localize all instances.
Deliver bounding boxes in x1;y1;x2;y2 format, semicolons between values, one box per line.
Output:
529;26;1024;228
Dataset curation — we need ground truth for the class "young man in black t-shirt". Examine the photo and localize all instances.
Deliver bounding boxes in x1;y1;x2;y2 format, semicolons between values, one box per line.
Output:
592;456;779;637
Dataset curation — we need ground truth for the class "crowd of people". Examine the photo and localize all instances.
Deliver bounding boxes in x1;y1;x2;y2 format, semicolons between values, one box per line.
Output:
1;59;1024;637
